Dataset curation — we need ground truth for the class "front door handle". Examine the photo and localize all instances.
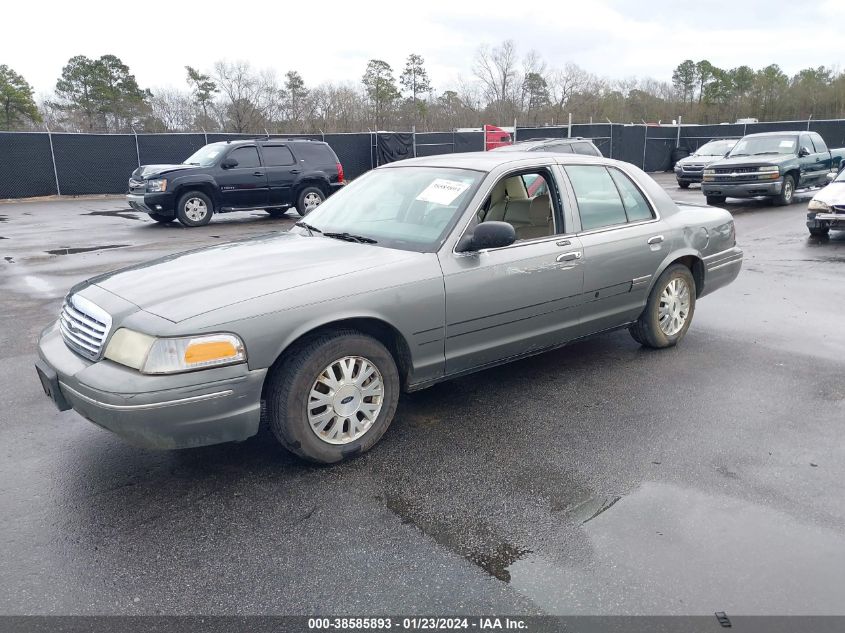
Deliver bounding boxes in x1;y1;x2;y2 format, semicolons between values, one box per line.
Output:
253;171;265;177
647;235;665;245
290;169;301;174
556;251;582;262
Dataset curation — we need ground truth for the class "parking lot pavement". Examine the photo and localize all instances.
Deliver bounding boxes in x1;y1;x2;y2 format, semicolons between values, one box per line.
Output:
1;182;843;615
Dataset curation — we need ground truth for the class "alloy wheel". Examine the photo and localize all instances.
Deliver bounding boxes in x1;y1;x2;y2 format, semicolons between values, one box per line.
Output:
658;277;691;336
184;197;208;222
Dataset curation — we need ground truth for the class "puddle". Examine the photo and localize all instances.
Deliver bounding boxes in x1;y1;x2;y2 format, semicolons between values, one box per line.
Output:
0;236;7;239
505;482;845;614
4;256;14;263
85;209;142;221
384;494;529;582
45;244;129;256
0;215;7;222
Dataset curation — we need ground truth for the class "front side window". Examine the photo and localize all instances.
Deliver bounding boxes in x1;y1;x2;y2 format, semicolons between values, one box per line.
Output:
478;170;558;241
565;165;628;231
811;133;828;153
799;134;816;154
229;146;261;168
298;167;483;252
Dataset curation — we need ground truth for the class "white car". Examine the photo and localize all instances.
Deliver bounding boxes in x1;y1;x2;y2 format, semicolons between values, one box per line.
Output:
807;167;845;236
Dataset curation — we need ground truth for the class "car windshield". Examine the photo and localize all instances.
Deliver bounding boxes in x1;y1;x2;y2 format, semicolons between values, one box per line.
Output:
728;135;796;157
694;139;736;156
183;144;226;167
296;167;484;252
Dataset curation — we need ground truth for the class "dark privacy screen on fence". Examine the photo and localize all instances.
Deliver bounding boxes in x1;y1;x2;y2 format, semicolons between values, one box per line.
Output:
4;119;845;199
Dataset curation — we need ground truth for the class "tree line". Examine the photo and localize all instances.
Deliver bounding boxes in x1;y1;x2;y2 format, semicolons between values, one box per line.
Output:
3;42;845;134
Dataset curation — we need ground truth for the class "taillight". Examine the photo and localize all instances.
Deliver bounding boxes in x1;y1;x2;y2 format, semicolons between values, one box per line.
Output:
336;162;345;183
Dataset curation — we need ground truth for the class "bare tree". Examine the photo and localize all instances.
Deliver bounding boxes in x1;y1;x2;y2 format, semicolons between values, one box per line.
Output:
473;40;520;123
213;60;282;133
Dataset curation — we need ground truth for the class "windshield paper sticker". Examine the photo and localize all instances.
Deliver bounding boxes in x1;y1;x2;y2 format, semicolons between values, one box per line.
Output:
416;179;470;205
779;140;794;148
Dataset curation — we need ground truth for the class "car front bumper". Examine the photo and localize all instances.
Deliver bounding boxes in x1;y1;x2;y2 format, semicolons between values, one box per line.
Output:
35;321;266;449
701;178;784;198
807;211;845;230
675;169;703;183
126;192;176;215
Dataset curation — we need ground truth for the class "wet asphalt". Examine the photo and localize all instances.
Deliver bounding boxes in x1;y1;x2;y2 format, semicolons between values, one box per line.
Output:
0;174;843;616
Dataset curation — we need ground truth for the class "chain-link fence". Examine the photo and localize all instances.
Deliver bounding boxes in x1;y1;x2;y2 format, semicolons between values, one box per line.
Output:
3;118;845;199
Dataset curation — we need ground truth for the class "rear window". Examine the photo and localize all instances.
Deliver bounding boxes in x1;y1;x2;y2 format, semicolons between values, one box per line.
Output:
290;142;337;165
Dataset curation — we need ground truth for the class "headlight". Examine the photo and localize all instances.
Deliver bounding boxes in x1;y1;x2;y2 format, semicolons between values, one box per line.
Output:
808;199;830;211
104;329;246;374
146;178;167;192
757;166;780;173
703;169;715;175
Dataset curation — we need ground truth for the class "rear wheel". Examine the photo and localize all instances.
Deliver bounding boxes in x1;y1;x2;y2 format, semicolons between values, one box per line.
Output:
265;330;400;464
774;174;795;206
176;191;213;227
629;264;696;349
148;213;174;224
296;186;325;216
705;195;726;205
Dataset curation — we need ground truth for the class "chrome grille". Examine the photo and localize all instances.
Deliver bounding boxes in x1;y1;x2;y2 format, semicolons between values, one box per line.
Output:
714;166;757;174
59;295;112;361
128;178;146;194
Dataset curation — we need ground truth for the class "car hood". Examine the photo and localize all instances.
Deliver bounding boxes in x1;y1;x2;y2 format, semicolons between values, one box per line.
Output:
710;154;793;168
80;233;417;322
812;181;845;205
132;164;201;179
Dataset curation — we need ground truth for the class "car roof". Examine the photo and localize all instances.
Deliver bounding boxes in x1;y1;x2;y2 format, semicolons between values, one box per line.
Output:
383;151;608;172
743;131;803;138
211;138;326;146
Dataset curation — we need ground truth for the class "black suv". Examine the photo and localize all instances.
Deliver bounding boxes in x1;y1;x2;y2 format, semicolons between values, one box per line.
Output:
492;137;603;156
127;139;345;227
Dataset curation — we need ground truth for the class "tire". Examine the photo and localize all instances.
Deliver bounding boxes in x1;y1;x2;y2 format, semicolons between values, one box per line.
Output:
296;186;326;216
705;195;726;205
148;213;174;224
774;174;795;206
265;329;400;464
176;190;213;227
629;264;696;349
678;181;690;189
265;208;288;218
809;226;830;237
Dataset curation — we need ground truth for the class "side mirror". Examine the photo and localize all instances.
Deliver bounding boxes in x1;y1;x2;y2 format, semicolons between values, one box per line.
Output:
221;157;238;169
827;172;836;182
798;147;810;157
457;221;516;252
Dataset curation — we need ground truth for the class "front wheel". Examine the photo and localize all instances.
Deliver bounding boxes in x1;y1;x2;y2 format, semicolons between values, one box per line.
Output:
774;174;795;206
678;181;690;189
809;226;830;237
176;191;213;227
296;186;325;216
265;330;400;464
629;264;696;349
705;195;726;205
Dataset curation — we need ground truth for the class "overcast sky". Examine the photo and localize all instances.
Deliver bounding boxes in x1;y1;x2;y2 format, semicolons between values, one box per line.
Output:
3;0;843;98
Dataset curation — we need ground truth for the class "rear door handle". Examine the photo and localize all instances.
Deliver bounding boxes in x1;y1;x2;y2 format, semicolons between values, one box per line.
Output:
647;235;665;245
556;251;582;262
290;169;301;174
253;171;265;177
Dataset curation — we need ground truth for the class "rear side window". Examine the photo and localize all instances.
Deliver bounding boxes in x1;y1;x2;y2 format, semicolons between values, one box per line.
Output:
573;142;600;156
810;132;828;153
229;146;261;168
565;165;627;230
291;142;337;165
262;145;296;166
608;168;654;222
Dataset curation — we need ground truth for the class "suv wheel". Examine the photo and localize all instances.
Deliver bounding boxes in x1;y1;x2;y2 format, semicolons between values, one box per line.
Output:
265;329;400;464
296;186;325;216
176;191;213;227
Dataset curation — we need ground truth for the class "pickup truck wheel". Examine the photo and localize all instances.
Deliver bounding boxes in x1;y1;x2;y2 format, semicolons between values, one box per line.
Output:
265;330;400;464
809;226;829;237
629;264;696;349
176;191;213;227
296;186;325;216
148;213;174;224
678;181;690;189
774;174;795;206
705;195;726;205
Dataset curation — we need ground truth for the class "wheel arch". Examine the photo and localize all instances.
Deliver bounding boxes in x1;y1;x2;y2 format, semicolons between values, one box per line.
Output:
172;180;219;209
260;315;414;400
293;176;330;200
652;250;705;297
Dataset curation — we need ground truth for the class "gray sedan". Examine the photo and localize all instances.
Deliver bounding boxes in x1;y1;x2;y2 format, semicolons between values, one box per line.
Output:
35;152;743;463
